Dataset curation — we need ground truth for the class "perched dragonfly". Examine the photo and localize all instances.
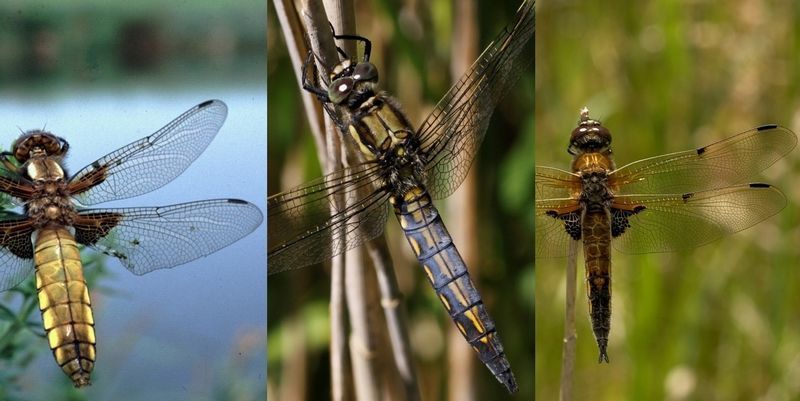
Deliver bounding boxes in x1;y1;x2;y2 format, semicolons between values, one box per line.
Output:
0;99;263;387
535;107;796;363
268;0;533;393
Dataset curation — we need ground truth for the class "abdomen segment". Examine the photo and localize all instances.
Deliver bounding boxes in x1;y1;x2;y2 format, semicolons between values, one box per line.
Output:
34;226;96;387
582;211;612;363
392;186;517;393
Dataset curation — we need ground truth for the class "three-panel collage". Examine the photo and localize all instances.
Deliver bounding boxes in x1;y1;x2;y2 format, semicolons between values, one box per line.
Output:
0;0;798;400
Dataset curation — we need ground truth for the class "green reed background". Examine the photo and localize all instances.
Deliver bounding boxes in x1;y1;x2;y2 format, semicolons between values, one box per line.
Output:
267;1;533;399
536;1;800;400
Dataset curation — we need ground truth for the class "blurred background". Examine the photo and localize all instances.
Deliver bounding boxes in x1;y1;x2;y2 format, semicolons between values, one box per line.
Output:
536;1;800;400
0;1;266;400
267;0;533;399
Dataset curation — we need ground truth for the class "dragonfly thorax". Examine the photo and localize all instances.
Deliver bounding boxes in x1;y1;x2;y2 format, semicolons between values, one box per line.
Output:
579;170;613;212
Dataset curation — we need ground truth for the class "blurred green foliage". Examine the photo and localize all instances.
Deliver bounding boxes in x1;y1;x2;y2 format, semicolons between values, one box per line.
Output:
536;1;800;400
0;0;264;90
268;0;533;399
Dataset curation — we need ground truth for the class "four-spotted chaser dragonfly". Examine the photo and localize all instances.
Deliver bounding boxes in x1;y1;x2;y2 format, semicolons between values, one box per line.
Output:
268;0;533;393
0;99;263;387
535;107;796;362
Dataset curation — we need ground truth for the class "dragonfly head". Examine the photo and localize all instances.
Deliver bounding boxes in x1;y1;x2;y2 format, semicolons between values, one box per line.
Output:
12;130;70;163
328;60;379;105
568;108;611;155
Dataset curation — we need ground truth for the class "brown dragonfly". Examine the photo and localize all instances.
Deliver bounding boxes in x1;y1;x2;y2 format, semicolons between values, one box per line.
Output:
535;107;796;362
0;99;263;387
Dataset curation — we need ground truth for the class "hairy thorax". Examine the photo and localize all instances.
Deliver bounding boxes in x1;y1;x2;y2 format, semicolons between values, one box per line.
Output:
573;152;615;213
24;157;76;227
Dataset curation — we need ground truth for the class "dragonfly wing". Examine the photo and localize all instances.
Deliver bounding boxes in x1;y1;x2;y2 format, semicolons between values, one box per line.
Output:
268;162;390;274
420;0;534;199
536;166;581;200
69;100;228;205
0;215;35;291
74;199;263;275
611;125;797;195
535;197;581;258
611;183;786;254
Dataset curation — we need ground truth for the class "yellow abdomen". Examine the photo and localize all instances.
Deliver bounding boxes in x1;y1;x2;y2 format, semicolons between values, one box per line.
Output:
34;226;96;387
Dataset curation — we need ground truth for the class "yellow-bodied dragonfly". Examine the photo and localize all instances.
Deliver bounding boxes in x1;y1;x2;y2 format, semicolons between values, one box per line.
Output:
0;99;262;386
536;108;796;362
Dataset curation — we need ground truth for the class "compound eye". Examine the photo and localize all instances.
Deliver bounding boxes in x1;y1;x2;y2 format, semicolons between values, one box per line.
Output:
352;62;378;82
328;77;354;104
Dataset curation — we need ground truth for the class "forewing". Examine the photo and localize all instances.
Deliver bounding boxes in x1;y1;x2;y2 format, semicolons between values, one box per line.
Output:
612;184;786;254
0;176;35;200
0;215;35;291
536;166;581;200
420;0;534;199
611;125;797;195
74;199;263;275
268;162;390;274
69;100;228;205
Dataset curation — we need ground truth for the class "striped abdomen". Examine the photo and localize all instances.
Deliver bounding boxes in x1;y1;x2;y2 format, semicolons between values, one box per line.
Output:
34;226;96;387
581;210;612;363
391;186;517;392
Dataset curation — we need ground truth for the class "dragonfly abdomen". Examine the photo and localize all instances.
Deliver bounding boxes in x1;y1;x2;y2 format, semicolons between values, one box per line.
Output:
582;210;612;363
391;186;517;393
34;226;96;387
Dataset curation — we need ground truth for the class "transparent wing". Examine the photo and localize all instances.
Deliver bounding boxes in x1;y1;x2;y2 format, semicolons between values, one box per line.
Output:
268;162;390;274
74;199;263;275
535;166;581;200
535;197;580;258
611;125;797;195
69;100;228;205
0;215;35;291
420;0;534;199
612;183;786;254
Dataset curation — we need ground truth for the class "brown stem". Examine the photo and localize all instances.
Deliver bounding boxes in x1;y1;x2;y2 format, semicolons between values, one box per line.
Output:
559;239;579;401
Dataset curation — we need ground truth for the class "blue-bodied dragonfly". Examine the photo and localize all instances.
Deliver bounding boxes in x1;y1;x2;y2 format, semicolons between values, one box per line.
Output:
268;0;534;393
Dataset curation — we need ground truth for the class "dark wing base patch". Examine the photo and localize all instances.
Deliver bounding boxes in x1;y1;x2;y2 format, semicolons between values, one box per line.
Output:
547;210;582;241
611;206;646;237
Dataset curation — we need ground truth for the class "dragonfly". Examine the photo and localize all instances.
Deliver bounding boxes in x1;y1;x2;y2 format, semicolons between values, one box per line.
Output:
535;107;796;363
0;99;263;387
268;0;533;393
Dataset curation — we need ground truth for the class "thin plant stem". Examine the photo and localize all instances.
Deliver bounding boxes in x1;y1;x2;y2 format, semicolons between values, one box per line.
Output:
559;239;579;401
446;1;479;400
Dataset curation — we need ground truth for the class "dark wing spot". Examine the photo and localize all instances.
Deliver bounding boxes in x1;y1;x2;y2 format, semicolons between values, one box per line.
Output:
611;208;644;237
749;183;771;188
757;124;778;131
682;193;694;202
696;146;706;155
0;224;35;259
198;99;214;108
227;198;248;205
560;212;582;240
73;213;124;245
